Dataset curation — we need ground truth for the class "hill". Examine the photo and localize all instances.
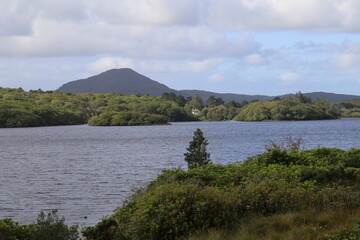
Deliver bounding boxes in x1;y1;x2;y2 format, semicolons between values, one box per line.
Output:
57;68;360;102
57;68;182;97
278;92;360;102
179;89;271;102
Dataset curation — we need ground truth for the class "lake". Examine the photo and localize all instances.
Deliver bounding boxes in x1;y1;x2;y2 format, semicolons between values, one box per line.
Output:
1;119;359;226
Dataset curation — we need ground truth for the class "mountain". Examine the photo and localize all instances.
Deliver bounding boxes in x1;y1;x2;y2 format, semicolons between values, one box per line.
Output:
179;90;272;102
57;68;360;102
57;68;181;96
277;92;360;102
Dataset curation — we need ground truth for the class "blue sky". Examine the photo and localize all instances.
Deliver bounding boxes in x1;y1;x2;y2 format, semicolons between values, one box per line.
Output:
0;0;360;96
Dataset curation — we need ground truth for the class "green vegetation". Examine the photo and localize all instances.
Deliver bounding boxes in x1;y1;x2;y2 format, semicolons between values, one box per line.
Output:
233;92;340;121
0;210;78;240
2;88;356;127
88;111;168;126
335;98;360;118
186;209;360;240
0;88;195;127
82;139;360;240
184;128;212;169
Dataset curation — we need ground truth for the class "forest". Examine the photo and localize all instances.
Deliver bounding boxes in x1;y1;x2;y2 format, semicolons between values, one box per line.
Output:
0;87;356;128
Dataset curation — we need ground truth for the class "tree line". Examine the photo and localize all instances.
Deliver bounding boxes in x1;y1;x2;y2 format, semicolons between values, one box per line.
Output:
0;88;346;128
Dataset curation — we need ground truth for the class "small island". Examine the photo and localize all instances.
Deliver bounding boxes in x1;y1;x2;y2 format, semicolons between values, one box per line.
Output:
233;92;340;121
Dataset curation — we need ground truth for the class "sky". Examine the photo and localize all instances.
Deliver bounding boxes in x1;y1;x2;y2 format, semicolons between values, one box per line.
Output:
1;0;360;96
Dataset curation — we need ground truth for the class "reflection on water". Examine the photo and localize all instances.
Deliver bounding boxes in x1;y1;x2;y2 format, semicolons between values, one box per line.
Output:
0;119;359;226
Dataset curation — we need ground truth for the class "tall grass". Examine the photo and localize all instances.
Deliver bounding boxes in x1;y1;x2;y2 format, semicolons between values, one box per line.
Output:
186;208;360;240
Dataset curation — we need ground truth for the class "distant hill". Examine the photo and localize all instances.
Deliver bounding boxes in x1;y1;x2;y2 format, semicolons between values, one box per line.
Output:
57;68;181;96
57;68;360;102
179;90;272;102
278;92;360;102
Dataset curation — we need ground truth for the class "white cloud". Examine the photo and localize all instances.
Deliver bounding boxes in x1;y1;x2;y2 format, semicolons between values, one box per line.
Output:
2;0;360;59
207;0;360;31
334;53;360;74
0;0;37;36
37;0;88;22
0;17;259;59
87;57;134;73
87;57;223;74
208;73;225;83
243;53;266;65
279;72;300;84
88;0;201;26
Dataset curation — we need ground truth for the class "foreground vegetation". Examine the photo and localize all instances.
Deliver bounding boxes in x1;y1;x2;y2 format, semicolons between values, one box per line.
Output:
0;210;78;240
81;141;360;240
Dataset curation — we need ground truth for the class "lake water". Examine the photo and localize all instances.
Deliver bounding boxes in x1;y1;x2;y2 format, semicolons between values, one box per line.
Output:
1;119;360;226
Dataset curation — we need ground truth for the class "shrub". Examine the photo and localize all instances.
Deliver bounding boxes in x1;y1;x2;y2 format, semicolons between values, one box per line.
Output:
0;218;31;240
82;218;120;240
0;210;78;240
114;184;238;240
29;210;79;240
238;178;313;215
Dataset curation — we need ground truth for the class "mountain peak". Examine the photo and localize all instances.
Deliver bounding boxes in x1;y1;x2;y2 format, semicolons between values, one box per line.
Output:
57;68;180;96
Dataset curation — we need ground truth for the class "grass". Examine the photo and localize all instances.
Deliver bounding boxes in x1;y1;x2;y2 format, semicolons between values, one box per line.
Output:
185;208;360;240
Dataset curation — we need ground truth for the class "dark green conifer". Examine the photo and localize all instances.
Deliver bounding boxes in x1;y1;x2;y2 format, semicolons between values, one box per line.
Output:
184;128;211;168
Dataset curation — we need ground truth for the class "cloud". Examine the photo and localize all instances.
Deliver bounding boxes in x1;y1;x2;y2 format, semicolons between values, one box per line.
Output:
87;57;223;74
0;0;37;36
37;0;88;22
2;0;360;60
208;73;225;83
279;72;300;84
207;0;360;31
243;53;266;65
0;17;259;59
333;53;360;74
88;0;202;26
87;57;134;73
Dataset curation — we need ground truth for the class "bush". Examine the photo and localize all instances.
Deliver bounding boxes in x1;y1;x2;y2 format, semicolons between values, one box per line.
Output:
0;218;31;240
114;184;238;240
82;218;120;240
29;210;79;240
238;178;313;215
0;210;78;240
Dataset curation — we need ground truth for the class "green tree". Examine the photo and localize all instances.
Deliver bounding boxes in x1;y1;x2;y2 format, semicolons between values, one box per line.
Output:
294;91;312;104
206;96;217;106
30;210;79;240
184;128;211;169
187;95;203;109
